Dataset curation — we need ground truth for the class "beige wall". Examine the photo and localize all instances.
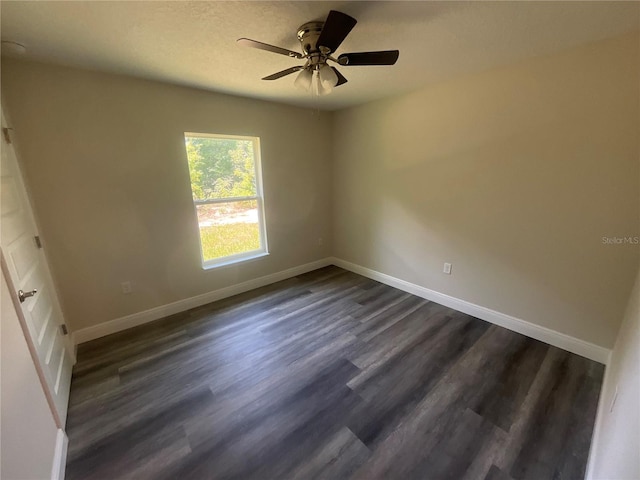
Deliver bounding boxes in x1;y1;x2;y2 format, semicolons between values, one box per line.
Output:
332;33;639;348
2;33;638;347
1;59;333;332
587;264;640;479
1;268;60;479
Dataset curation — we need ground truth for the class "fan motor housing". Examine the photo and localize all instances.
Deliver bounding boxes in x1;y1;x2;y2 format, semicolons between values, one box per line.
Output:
297;21;324;55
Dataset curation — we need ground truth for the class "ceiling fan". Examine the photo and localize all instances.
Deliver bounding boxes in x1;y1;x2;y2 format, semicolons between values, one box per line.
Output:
237;10;400;95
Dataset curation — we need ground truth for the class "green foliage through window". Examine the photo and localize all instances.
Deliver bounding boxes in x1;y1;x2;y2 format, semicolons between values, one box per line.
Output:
185;136;257;200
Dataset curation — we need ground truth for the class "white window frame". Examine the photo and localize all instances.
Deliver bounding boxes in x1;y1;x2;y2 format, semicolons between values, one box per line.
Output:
184;132;269;269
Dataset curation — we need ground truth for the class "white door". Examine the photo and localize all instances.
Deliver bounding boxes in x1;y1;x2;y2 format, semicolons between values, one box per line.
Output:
1;110;74;427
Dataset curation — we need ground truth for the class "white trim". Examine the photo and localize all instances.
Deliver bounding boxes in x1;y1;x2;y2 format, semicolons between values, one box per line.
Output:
72;258;332;344
202;250;269;270
50;429;68;480
330;257;611;364
184;132;257;142
584;349;613;479
72;255;611;363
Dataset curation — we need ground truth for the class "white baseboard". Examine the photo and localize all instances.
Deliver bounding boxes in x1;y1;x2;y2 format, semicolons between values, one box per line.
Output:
72;258;332;344
50;429;68;480
330;257;611;364
72;255;611;364
584;348;614;479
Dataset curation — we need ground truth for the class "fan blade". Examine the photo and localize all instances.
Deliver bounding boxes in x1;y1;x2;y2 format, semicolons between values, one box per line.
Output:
338;50;399;66
262;66;304;80
331;67;348;86
316;10;357;53
237;38;303;59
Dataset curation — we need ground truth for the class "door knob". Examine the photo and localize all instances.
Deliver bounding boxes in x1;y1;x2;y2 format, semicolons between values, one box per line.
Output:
18;289;37;303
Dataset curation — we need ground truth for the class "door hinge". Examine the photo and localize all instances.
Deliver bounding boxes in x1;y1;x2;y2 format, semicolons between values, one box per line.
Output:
60;324;68;335
34;235;43;249
2;127;13;144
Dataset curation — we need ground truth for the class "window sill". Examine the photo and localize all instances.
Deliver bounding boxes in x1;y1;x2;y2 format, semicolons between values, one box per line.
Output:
202;251;269;270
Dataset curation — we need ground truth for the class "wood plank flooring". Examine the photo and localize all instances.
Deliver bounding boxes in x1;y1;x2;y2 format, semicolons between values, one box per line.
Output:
65;266;604;480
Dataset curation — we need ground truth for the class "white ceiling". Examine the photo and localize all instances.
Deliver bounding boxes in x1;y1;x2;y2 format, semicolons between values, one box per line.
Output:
1;1;639;111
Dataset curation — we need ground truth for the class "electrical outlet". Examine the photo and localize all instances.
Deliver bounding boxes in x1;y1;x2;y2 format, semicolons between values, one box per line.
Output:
318;237;324;246
443;263;452;275
121;281;132;294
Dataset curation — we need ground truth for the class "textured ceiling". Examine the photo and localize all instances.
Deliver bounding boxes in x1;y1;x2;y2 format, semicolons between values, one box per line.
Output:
1;1;639;110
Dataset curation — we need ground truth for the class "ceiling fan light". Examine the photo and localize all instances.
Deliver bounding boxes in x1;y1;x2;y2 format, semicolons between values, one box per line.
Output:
319;65;339;88
294;68;313;91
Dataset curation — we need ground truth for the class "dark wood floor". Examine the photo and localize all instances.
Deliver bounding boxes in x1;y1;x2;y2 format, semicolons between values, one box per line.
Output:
65;266;604;480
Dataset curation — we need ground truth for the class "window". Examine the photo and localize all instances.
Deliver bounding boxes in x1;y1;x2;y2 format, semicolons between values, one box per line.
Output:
184;133;268;268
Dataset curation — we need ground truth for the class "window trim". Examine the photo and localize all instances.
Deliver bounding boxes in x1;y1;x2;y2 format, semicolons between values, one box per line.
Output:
184;132;269;270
